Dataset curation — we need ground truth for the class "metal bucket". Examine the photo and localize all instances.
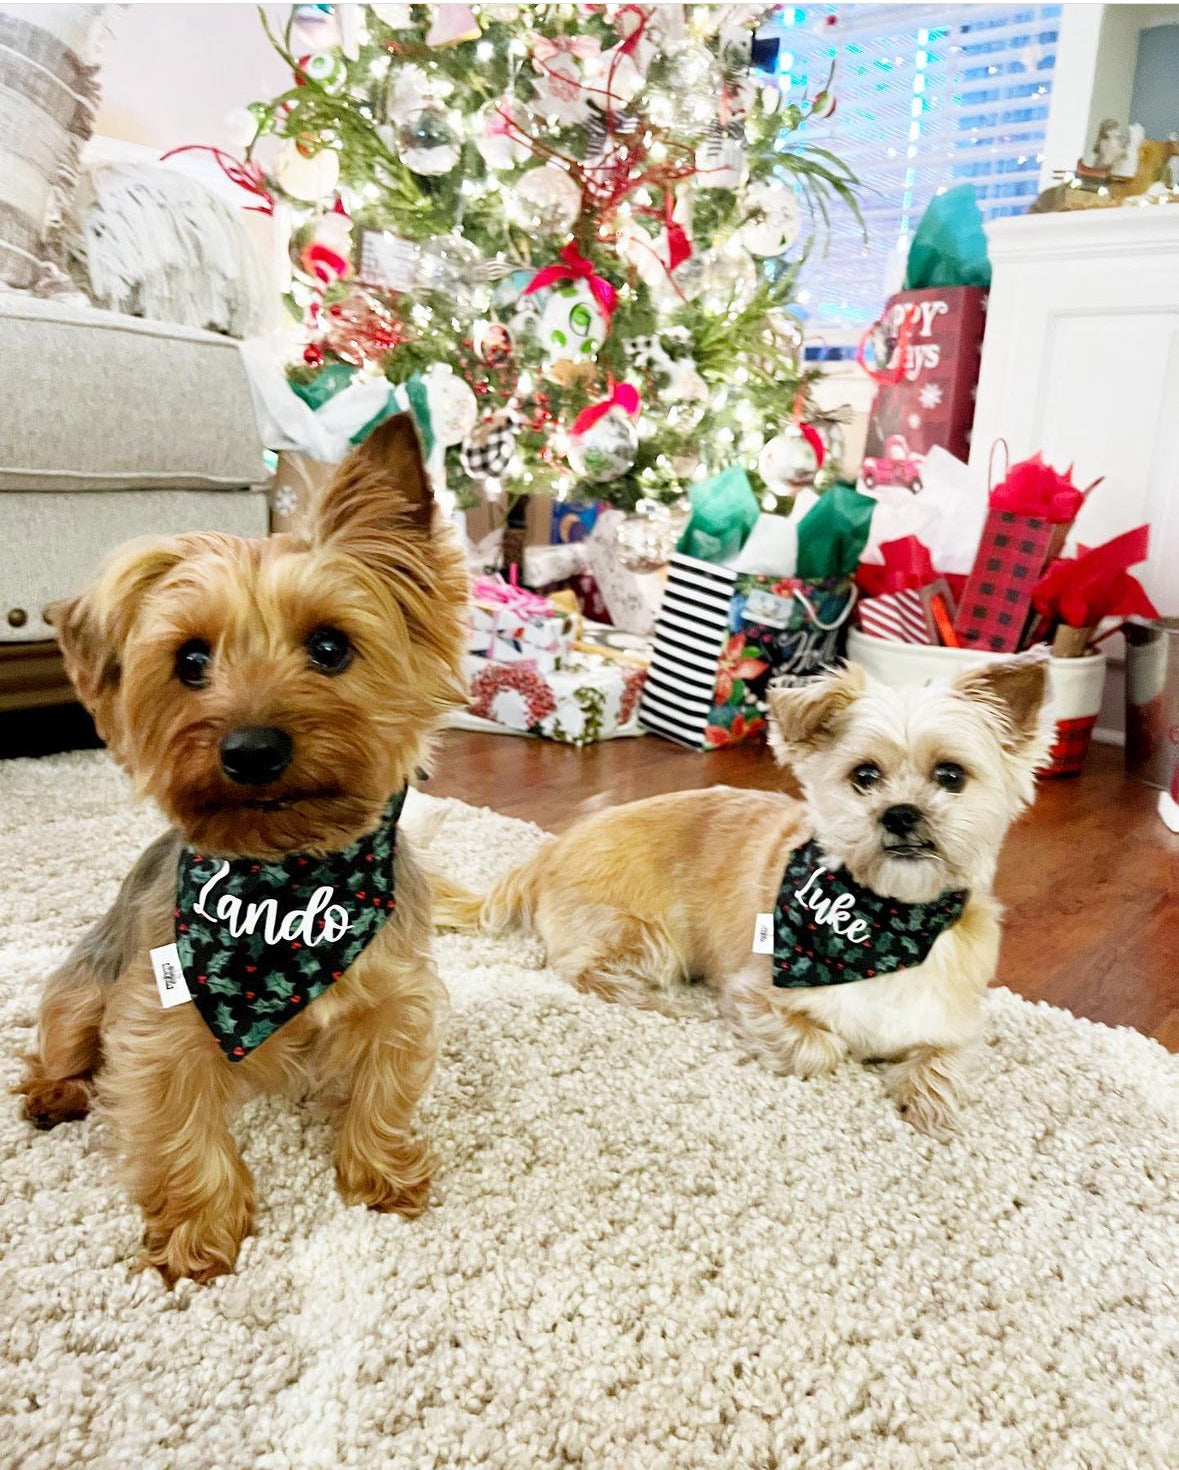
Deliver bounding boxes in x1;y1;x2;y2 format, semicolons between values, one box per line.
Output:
1124;618;1179;788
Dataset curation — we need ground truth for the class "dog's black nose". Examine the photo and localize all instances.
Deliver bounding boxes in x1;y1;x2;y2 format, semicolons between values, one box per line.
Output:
881;803;923;837
219;726;293;786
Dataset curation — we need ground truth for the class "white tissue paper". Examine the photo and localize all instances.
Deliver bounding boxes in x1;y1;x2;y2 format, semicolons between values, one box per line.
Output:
859;446;988;575
727;513;799;577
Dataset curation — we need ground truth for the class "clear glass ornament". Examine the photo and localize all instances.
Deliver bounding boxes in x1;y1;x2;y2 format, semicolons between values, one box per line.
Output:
398;105;460;175
506;164;582;237
614;497;691;571
416;236;489;312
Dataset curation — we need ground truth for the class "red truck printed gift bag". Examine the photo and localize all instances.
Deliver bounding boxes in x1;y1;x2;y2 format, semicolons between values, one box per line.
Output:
860;285;987;486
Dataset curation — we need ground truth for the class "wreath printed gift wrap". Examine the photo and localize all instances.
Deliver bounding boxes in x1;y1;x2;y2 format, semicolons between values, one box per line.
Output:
464;653;647;747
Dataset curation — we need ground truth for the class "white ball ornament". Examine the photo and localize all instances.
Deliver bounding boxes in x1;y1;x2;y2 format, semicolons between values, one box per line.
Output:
274;139;339;202
302;50;347;94
474;100;530;171
422;365;478;447
539;279;608;364
760;427;819;491
567;408;639;483
223;106;259;150
739;181;802;258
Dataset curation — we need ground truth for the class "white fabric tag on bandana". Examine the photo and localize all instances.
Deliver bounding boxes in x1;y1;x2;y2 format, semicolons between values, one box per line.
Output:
752;913;775;955
150;942;192;1009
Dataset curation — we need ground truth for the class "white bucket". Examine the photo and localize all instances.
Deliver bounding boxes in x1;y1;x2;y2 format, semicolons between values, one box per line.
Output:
847;629;1108;778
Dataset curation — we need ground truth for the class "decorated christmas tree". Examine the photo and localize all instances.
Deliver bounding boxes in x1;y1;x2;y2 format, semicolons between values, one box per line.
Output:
223;2;858;542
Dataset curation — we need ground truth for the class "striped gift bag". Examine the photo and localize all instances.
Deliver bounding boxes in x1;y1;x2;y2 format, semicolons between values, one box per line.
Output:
856;589;932;645
639;555;856;749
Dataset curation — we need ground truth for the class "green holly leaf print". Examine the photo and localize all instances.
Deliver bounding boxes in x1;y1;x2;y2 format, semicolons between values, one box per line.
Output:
241;1019;278;1051
205;973;238;997
215;1002;235;1035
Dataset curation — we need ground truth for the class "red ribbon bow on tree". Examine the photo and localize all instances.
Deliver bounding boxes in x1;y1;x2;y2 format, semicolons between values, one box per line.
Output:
1031;526;1159;628
524;242;618;320
571;378;640;436
990;454;1086;525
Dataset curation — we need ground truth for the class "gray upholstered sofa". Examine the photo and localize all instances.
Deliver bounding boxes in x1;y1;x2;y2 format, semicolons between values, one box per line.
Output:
0;293;268;710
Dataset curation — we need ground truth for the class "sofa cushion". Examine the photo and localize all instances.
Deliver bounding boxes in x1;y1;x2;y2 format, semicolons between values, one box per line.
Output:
0;295;267;490
1;485;269;641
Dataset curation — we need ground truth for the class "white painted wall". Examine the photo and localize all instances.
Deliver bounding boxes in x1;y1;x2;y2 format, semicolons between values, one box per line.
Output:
94;2;289;153
1040;3;1179;189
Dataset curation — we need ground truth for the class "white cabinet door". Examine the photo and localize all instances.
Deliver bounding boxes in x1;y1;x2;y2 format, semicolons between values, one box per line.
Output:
970;209;1179;615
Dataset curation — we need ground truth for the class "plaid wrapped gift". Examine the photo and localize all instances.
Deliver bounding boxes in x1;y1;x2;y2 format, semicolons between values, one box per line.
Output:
953;511;1054;653
953;456;1085;654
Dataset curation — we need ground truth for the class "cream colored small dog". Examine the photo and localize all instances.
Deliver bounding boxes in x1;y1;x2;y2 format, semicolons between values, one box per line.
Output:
442;659;1050;1136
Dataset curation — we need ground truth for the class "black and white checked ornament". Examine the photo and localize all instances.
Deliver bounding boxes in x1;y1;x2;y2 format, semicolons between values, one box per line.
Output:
459;409;521;483
625;335;665;370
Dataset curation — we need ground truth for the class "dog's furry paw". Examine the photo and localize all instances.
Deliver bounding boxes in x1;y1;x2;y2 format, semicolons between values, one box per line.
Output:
895;1089;959;1141
17;1074;92;1130
336;1145;432;1217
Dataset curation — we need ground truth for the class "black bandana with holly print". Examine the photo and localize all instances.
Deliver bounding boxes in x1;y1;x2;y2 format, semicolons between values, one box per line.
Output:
772;839;968;989
175;789;407;1061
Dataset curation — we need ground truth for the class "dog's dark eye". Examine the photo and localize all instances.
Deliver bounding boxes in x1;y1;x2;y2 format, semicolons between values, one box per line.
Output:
306;625;354;675
934;761;967;793
174;639;212;689
850;762;882;792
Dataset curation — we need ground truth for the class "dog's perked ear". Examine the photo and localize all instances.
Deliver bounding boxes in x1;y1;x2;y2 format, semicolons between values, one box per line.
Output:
766;663;867;767
951;655;1051;758
314;413;434;558
48;538;188;747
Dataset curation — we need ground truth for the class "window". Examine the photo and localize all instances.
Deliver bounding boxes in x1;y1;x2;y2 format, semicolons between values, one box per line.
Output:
762;4;1061;330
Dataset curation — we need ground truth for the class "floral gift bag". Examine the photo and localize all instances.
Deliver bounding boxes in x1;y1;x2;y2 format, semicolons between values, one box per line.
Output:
638;553;857;749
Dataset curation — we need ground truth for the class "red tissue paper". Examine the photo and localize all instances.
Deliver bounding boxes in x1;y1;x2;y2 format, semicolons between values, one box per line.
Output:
989;453;1085;524
1031;525;1159;629
856;535;936;596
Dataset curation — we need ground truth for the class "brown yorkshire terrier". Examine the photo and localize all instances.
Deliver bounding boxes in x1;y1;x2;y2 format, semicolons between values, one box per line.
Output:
17;415;468;1283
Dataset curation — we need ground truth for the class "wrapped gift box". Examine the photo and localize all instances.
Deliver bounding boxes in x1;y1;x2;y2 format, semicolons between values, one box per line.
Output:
857;589;931;645
467;577;574;672
462;651;646;746
953;511;1054;652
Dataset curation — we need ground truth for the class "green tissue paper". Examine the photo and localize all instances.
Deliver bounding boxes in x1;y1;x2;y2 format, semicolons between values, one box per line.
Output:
795;483;875;579
677;465;760;563
904;184;992;291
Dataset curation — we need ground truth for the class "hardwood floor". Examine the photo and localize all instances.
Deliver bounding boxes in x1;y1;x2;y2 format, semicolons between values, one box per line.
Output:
429;731;1179;1051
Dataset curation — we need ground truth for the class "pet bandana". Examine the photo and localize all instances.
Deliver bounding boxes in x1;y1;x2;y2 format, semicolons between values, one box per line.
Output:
767;839;968;989
163;788;407;1061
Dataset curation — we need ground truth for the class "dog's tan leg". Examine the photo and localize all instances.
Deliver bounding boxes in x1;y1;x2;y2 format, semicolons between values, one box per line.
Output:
17;962;105;1128
885;1044;965;1139
327;971;441;1217
721;967;847;1078
546;907;685;1012
102;992;253;1284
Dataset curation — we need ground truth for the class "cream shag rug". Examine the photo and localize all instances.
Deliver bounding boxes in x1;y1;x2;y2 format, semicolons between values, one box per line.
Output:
1;752;1177;1470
